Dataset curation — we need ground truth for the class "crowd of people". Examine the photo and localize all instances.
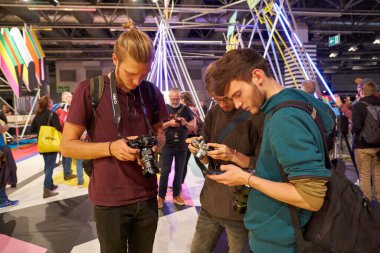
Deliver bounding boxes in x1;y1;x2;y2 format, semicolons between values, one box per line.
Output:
0;21;379;253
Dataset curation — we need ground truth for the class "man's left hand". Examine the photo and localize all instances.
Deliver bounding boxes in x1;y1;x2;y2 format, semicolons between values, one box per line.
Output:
208;164;249;186
207;143;234;161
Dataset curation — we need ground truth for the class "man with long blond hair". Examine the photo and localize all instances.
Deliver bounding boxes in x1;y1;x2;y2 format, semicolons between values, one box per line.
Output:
61;21;168;253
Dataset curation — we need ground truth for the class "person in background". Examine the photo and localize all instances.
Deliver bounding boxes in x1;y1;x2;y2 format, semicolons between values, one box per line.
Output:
0;110;18;209
60;21;168;253
180;91;207;183
158;88;196;208
200;100;208;115
301;80;316;95
352;80;380;203
54;92;77;181
335;77;364;120
31;96;62;198
2;104;13;116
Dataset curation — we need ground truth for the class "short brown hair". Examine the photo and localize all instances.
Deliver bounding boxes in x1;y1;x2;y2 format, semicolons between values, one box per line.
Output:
36;96;50;115
362;82;378;96
204;61;216;97
114;20;154;63
212;48;272;96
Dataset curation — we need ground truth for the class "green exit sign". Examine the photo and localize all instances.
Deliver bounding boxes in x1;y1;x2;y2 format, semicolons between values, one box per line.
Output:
57;86;70;93
329;34;340;46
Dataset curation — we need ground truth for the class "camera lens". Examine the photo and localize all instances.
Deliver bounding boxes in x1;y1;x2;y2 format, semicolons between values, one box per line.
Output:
140;148;159;177
233;185;251;214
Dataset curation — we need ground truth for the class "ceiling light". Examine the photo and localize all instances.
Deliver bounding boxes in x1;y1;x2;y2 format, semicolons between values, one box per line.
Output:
348;45;358;52
372;56;378;60
49;0;60;6
329;52;338;58
374;35;380;44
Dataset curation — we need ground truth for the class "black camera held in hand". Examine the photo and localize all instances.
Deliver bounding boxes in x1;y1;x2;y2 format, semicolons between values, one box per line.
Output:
233;169;253;214
233;185;251;214
173;115;182;125
126;135;159;177
191;137;213;160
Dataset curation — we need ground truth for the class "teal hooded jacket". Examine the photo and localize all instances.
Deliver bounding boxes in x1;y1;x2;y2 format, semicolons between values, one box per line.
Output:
244;88;334;253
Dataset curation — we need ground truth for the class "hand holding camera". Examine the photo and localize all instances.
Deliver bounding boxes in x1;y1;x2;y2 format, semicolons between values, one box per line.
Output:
169;118;181;128
125;135;159;177
190;137;214;160
206;143;236;162
109;137;140;162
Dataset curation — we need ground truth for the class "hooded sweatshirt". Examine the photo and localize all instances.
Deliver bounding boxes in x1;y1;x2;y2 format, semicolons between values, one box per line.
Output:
244;89;333;253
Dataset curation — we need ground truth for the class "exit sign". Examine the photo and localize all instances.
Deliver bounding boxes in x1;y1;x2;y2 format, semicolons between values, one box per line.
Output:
57;86;70;93
329;34;340;46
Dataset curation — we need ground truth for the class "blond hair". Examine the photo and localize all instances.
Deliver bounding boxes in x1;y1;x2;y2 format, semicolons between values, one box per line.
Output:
114;20;154;63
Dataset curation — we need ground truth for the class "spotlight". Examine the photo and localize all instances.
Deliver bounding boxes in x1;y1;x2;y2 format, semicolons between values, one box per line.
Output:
373;35;380;44
348;45;358;52
329;52;338;58
49;0;60;6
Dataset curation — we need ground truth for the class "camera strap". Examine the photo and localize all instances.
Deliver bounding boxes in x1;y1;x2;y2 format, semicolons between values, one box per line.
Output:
109;70;122;137
109;70;156;137
217;110;251;143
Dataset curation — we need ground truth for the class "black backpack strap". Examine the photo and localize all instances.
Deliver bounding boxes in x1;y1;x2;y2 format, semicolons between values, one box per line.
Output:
217;110;250;143
359;101;371;107
88;75;104;140
278;164;306;253
272;100;332;251
271;100;331;169
47;112;53;126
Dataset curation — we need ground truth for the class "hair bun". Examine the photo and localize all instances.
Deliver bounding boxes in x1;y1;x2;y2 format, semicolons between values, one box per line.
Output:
122;20;135;31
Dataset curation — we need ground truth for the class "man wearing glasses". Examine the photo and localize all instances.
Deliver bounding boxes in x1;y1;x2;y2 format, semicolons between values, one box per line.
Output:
187;62;264;253
158;87;196;208
207;48;334;253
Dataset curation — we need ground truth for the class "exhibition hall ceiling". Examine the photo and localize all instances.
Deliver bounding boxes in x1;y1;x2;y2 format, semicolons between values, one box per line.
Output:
0;0;380;75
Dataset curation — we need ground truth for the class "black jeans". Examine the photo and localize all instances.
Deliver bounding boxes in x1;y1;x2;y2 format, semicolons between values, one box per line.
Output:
94;197;158;253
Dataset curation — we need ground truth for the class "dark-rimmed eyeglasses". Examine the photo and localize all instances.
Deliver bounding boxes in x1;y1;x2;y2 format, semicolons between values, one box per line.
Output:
212;97;233;104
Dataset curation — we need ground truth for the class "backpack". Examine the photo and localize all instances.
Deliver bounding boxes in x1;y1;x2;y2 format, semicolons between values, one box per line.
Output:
82;75;160;176
271;100;380;253
358;101;380;145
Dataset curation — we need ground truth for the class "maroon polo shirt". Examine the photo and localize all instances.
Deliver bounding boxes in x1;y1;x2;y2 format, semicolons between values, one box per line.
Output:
67;75;168;206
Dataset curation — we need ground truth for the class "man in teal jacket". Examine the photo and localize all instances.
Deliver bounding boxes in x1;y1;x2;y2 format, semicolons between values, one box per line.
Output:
208;48;334;253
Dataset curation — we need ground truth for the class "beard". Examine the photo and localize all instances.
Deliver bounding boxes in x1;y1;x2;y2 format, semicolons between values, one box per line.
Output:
171;103;181;108
249;82;265;114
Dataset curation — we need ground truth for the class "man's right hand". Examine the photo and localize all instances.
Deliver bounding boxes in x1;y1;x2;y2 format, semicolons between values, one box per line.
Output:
186;136;202;154
169;119;181;128
110;138;140;162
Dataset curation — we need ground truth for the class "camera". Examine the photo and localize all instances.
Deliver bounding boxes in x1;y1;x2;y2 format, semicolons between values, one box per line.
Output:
126;135;159;177
174;116;181;125
233;185;251;214
191;137;213;160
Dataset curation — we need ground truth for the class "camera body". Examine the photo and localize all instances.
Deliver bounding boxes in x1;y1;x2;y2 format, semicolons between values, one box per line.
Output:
126;135;159;177
191;138;213;160
233;185;251;214
174;116;182;125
